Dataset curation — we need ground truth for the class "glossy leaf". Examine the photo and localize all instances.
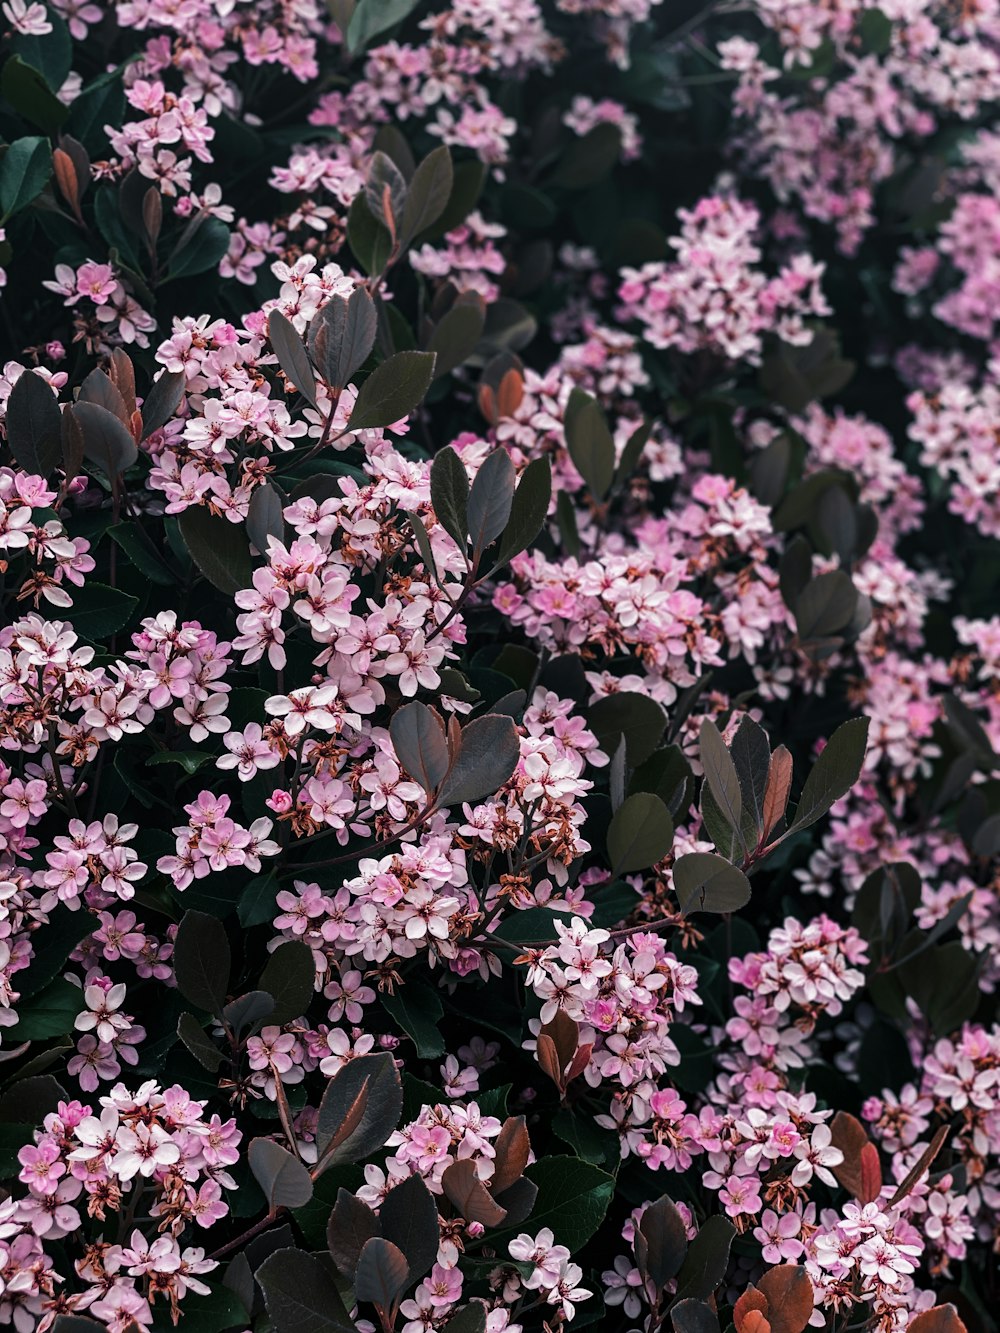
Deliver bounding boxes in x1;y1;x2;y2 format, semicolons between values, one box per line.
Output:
177;1013;223;1072
258;939;315;1026
140;369;185;439
355;1237;410;1312
494;455;552;567
70;401;138;479
247;482;285;556
400;145;453;247
379;1174;440;1283
308;287;378;393
0;135;52;219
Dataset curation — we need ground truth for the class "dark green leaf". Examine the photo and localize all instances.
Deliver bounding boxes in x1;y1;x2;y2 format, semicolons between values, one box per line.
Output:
348;351;436;430
789;717;870;833
316;1051;403;1164
673;853;751;915
430;446;469;553
140;369;186;439
108;522;176;586
174;909;230;1016
256;1247;357;1333
382;982;445;1058
269;310;319;409
494;456;551;567
400;145;453;248
355;1237;409;1310
248;1139;313;1210
68;582;138;639
308;287;378;393
168;216;230;280
71;401;138;479
467;447;515;560
671;1299;721;1333
5;369;61;475
698;719;745;855
730;714;771;847
553;123;621;188
177;1013;223;1072
178;506;253;596
674;1215;736;1302
427;296;487;379
380;1174;440;1283
437;712;520;806
1;61;67;135
564;389;614;500
636;1196;688;1291
259;940;315;1026
587;692;667;768
497;1157;614;1252
390;701;449;795
347;0;420;53
606;793;674;875
794;570;858;640
247;482;285;556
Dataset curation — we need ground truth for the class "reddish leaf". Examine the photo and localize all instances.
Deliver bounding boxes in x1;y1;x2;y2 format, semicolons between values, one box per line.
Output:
829;1111;871;1200
756;1265;814;1333
909;1307;968;1333
859;1142;883;1205
733;1286;769;1333
441;1159;507;1228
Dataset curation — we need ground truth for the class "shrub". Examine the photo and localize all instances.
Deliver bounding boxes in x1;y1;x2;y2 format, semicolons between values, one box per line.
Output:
0;3;997;1333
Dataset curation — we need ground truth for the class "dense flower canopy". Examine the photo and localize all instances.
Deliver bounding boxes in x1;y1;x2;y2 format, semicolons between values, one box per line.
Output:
0;2;998;1333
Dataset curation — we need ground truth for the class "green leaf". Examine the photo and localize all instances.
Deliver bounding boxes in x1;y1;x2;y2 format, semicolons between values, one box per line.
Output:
698;719;745;855
493;456;551;568
673;853;751;915
348;350;436;430
177;506;253;596
5;368;61;475
437;712;520;806
168;215;230;280
442;1306;488;1333
553;123;621;188
587;692;666;768
606;793;674;875
430;446;470;553
794;570;858;640
238;873;281;928
671;1299;721;1333
493;906;562;945
497;1157;614;1253
390;701;449;796
308;287;378;393
428;296;486;379
258;939;315;1026
379;1174;440;1283
674;1215;736;1302
247;482;285;556
347;0;419;53
146;750;211;775
564;388;614;500
0;60;67;135
12;9;70;83
400;145;454;247
140;369;186;439
730;714;771;848
316;1051;403;1163
268;310;319;409
347;190;392;275
177;1013;223;1072
68;582;138;639
108;522;176;586
355;1237;409;1310
257;1248;357;1333
382;981;445;1058
70;401;138;479
789;717;870;833
7;978;79;1040
248;1139;313;1209
64;71;125;153
173;910;230;1017
467;447;515;560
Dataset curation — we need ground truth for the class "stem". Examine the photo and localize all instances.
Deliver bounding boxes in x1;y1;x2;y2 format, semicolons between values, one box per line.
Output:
209;1207;282;1261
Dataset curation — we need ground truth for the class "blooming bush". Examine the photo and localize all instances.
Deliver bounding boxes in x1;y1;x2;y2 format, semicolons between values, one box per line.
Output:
0;2;998;1333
